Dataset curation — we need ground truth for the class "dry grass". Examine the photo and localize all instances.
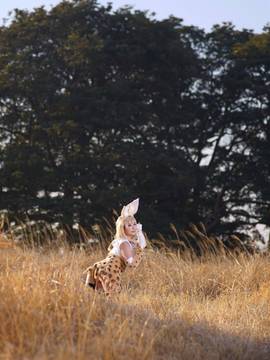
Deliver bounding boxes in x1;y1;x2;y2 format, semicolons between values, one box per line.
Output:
0;240;270;359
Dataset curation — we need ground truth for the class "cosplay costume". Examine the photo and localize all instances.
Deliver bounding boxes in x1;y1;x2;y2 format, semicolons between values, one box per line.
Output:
83;198;147;297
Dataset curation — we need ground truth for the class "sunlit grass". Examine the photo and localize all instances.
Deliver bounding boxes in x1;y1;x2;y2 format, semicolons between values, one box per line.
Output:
1;229;270;360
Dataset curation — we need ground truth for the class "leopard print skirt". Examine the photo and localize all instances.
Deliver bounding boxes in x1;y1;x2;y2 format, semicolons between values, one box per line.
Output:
83;245;144;297
83;254;127;297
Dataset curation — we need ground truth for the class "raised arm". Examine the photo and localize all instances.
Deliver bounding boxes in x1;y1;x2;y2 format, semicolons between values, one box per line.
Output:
137;223;147;249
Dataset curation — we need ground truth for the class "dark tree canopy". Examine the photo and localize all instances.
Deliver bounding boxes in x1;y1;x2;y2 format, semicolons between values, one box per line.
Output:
0;0;269;238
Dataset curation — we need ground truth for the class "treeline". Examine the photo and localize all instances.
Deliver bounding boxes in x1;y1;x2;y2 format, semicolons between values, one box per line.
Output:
0;0;269;237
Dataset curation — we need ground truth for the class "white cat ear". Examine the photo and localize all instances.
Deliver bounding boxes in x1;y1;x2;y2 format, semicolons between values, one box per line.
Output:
121;205;127;217
121;198;139;217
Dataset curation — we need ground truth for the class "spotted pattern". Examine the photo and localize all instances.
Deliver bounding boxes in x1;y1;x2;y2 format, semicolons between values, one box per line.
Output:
128;240;144;269
83;239;145;297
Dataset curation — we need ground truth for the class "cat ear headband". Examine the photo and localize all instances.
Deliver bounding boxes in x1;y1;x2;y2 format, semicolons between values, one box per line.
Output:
120;198;139;218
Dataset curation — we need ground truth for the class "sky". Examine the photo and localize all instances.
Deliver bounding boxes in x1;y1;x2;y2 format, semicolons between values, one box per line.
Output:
0;0;269;33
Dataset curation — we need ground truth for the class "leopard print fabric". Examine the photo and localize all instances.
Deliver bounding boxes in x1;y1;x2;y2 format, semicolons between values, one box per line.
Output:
127;239;144;268
84;254;126;297
83;239;144;297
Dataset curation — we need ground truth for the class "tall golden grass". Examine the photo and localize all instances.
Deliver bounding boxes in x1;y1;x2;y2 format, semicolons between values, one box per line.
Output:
0;224;270;359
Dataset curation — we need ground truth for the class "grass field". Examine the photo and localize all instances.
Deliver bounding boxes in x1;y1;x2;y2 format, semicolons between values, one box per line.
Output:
1;238;270;359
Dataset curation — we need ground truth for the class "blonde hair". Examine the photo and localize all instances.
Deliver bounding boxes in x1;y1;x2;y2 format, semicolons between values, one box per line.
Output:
107;215;137;251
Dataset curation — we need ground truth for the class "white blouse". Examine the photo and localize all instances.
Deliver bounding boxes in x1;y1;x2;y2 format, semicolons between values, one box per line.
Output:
108;231;147;257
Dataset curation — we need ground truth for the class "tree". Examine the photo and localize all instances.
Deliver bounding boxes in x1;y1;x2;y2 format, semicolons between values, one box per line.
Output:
0;1;199;235
0;1;269;239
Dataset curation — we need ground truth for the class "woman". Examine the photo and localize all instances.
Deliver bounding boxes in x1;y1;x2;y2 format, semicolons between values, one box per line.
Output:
83;198;147;297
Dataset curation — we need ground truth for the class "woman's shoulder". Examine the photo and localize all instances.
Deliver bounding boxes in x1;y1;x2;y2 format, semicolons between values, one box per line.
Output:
112;237;130;246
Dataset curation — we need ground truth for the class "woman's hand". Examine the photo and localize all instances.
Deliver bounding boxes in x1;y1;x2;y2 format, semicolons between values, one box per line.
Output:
136;223;142;233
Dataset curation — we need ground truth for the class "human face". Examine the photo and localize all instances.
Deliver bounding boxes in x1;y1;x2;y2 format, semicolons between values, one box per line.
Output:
124;218;137;238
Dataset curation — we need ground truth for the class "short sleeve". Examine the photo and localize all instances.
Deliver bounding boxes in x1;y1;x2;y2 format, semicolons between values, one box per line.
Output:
109;238;131;256
118;239;131;247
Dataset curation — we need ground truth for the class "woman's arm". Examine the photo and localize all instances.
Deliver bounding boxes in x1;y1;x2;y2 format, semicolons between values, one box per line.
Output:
137;224;147;249
120;241;134;265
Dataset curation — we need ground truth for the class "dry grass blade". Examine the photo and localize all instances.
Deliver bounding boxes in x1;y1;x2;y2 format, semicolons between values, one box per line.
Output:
0;221;269;359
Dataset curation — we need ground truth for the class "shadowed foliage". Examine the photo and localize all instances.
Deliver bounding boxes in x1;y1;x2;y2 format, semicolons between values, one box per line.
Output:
0;0;269;239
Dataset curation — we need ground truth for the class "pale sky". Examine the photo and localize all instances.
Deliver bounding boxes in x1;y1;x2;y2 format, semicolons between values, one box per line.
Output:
0;0;269;33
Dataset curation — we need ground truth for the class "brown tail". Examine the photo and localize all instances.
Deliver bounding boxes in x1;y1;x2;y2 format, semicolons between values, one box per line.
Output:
83;264;98;287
